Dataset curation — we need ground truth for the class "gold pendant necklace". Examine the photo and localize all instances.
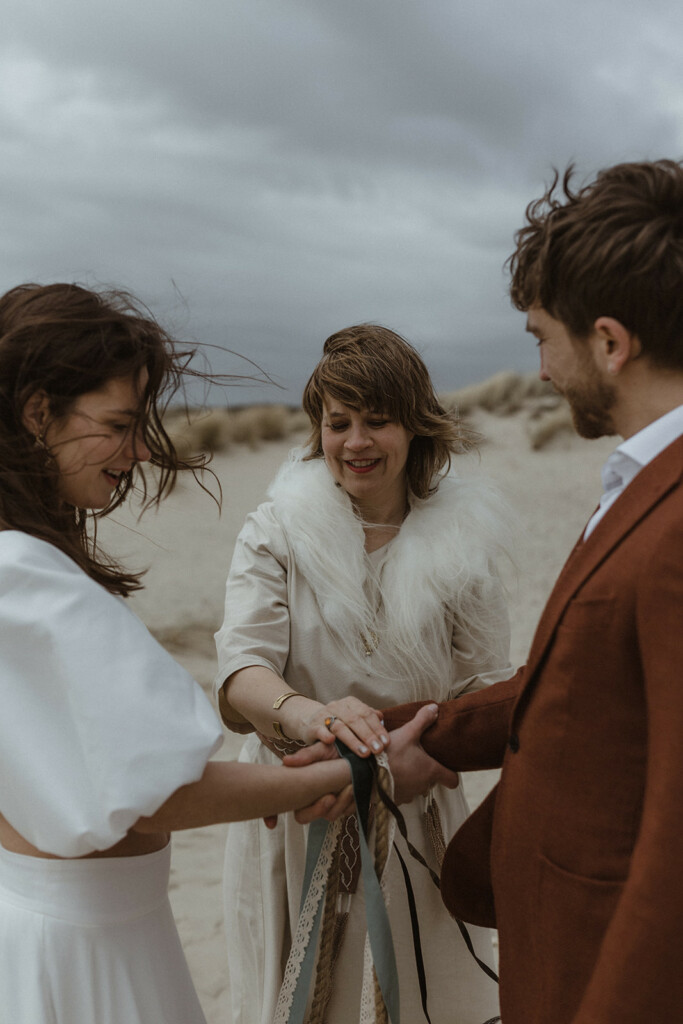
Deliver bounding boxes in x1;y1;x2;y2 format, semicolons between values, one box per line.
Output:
360;628;379;657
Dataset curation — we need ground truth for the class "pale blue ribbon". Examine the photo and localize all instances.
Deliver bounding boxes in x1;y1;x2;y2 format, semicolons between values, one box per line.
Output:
285;742;400;1023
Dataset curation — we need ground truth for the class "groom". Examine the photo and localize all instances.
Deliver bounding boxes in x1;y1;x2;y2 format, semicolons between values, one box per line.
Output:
382;159;683;1024
294;158;683;1023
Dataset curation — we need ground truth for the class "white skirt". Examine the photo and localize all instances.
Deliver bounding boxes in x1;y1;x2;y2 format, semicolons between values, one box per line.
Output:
0;840;206;1024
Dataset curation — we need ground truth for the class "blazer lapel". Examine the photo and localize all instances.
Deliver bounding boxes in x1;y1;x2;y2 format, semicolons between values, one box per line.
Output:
518;435;683;701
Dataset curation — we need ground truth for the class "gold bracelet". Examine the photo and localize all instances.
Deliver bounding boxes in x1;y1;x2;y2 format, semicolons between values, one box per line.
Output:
272;690;304;710
272;690;304;742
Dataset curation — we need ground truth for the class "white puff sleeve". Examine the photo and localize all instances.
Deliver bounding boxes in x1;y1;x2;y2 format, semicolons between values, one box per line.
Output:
0;532;223;857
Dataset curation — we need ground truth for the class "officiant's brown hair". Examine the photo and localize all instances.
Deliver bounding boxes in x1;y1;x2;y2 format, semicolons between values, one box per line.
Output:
302;323;471;499
509;159;683;369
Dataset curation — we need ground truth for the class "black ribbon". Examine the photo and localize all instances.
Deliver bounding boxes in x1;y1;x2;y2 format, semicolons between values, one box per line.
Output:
370;759;501;1024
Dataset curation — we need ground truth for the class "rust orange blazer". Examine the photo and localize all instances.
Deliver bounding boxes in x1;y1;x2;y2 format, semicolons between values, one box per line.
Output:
384;435;683;1024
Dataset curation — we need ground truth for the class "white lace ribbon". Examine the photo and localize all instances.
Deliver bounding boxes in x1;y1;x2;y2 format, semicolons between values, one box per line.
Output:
274;750;399;1024
273;817;341;1024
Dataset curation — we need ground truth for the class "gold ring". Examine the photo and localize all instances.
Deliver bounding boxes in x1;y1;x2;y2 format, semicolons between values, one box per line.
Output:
324;715;337;730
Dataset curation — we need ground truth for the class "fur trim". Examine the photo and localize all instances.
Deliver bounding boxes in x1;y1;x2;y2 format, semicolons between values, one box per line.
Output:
268;451;510;680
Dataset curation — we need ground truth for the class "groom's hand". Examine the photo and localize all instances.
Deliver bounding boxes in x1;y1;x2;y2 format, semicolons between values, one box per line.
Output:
284;703;457;824
386;703;459;802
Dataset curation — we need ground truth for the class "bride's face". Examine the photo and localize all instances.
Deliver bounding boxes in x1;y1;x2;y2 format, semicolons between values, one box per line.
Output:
38;372;151;509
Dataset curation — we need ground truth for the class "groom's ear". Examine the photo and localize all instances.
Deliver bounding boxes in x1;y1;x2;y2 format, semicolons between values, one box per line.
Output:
591;317;641;375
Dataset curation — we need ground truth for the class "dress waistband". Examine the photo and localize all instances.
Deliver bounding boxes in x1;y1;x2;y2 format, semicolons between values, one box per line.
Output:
0;840;171;925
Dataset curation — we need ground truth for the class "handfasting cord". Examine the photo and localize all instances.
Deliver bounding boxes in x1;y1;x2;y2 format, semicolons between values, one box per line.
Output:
371;758;392;1024
308;826;344;1023
274;746;501;1024
370;759;502;1024
337;740;399;1024
274;740;401;1024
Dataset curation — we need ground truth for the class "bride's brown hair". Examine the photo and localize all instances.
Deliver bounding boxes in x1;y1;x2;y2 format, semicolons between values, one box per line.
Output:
0;282;211;596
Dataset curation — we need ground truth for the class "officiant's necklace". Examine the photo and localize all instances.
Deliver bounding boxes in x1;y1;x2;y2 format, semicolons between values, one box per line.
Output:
360;628;380;657
355;495;409;657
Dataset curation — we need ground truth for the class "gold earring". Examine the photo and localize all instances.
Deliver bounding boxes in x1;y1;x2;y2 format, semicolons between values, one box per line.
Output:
34;432;54;463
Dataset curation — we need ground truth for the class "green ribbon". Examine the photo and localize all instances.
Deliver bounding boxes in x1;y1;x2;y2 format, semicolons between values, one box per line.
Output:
285;741;400;1023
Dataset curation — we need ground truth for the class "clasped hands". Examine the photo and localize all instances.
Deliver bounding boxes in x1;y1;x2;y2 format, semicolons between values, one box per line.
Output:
266;701;458;828
296;694;391;754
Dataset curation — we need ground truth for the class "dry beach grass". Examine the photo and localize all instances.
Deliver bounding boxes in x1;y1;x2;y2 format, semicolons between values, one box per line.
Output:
163;371;576;461
97;378;614;1023
163;403;310;457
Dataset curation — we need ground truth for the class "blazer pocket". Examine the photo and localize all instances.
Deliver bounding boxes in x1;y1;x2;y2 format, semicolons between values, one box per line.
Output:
536;853;624;1018
557;595;617;633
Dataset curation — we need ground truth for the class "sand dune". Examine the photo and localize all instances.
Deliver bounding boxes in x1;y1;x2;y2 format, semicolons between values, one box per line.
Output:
99;406;614;1023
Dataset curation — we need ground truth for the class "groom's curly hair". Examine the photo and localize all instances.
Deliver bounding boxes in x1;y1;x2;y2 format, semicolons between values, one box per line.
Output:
508;159;683;368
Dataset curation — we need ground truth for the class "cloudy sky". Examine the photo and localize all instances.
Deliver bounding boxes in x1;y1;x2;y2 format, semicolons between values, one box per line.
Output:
2;0;682;404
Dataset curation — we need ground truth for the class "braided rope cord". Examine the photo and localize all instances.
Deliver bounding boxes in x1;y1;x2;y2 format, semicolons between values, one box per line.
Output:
371;763;392;1024
423;792;447;868
308;827;346;1023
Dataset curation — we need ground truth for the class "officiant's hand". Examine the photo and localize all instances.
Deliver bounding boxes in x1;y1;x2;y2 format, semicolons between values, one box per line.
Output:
299;695;389;757
286;704;458;825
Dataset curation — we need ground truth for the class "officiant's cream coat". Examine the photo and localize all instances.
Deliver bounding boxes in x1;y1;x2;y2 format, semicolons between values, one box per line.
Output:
215;455;512;1024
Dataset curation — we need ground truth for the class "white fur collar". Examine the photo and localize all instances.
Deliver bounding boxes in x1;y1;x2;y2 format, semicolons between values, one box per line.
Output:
267;451;508;678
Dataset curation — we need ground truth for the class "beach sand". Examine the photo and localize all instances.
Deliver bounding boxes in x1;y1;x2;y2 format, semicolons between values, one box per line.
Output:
99;408;614;1023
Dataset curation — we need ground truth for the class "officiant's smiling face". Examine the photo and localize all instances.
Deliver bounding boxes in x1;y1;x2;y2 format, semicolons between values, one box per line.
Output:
321;397;413;511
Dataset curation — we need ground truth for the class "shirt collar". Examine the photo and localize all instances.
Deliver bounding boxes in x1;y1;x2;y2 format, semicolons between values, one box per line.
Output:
598;404;683;497
600;450;640;495
617;404;683;469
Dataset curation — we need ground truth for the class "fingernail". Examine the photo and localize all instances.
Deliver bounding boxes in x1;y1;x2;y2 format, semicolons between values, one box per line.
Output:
381;734;389;745
371;740;381;752
358;744;368;754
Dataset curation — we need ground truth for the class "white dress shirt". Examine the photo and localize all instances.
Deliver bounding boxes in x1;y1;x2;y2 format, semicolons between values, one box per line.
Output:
583;404;683;539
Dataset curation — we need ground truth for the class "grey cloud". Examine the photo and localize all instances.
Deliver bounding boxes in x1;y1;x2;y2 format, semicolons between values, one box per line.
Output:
0;0;682;404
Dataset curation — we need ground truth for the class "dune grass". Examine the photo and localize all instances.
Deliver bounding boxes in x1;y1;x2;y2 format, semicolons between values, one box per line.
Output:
439;371;557;417
441;371;573;449
165;372;573;455
164;404;310;457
